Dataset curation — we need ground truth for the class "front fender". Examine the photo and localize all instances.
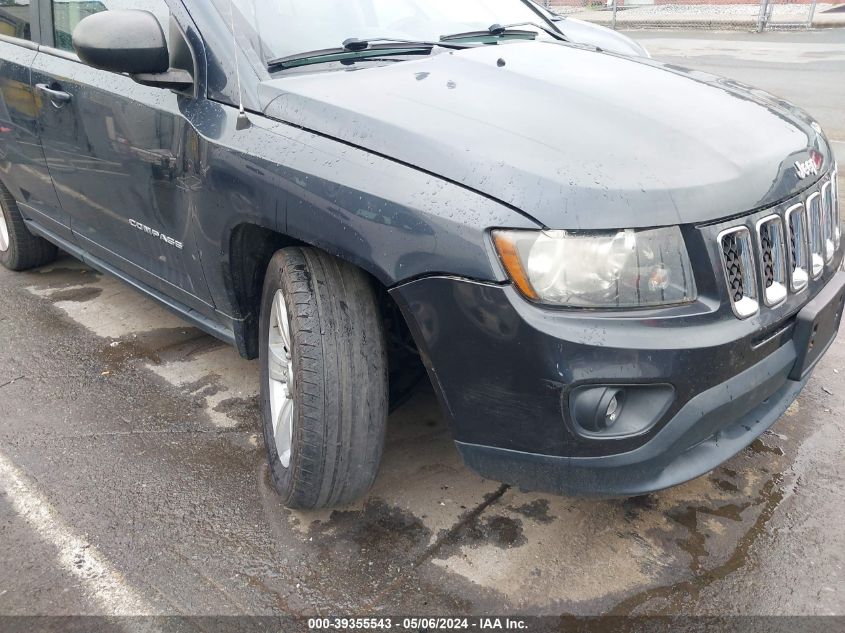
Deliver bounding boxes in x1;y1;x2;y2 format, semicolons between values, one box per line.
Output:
277;128;541;287
190;103;539;313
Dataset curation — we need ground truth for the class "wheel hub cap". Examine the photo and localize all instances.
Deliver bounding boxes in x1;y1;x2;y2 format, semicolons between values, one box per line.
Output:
268;290;294;468
0;210;9;252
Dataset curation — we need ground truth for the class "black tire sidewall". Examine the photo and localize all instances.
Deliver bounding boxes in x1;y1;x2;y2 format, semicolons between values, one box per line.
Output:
0;186;57;271
0;196;18;268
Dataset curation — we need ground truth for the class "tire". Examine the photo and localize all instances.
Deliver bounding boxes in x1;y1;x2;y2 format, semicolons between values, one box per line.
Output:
259;247;389;509
0;184;58;271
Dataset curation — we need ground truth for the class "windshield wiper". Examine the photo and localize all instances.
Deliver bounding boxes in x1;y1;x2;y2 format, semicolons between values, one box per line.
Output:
267;38;469;72
440;22;566;43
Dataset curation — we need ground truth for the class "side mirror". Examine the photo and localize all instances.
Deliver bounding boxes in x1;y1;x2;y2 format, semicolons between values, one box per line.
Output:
72;10;193;90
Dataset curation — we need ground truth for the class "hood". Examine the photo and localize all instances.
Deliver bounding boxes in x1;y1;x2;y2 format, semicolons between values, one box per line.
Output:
259;42;832;229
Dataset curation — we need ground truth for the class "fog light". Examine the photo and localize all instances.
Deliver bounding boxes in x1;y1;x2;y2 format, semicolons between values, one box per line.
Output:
571;387;626;433
605;394;621;425
567;384;675;439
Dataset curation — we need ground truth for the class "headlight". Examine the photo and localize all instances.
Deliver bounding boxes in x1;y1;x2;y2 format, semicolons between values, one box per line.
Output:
493;227;697;308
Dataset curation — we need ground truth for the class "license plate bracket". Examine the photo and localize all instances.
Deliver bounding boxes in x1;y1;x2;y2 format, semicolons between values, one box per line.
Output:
789;271;845;381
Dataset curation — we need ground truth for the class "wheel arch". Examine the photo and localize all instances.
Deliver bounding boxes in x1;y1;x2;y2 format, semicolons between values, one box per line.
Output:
226;222;302;359
226;221;427;408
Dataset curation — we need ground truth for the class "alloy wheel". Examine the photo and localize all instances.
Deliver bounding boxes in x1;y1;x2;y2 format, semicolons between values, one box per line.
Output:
0;209;9;252
268;289;294;468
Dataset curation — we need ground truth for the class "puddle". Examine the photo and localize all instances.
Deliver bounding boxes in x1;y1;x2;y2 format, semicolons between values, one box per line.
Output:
90;329;228;380
427;423;795;611
25;259;259;429
441;514;527;551
608;474;787;615
29;262;103;288
43;286;103;303
666;500;751;575
747;438;785;456
215;396;262;431
507;499;556;525
293;497;435;584
147;345;259;429
27;279;186;339
316;498;432;551
712;478;740;493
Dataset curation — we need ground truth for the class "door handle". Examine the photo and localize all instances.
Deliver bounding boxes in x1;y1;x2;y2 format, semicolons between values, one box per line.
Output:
36;83;73;106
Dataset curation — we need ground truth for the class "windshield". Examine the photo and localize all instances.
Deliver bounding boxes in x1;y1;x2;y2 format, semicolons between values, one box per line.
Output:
215;0;558;66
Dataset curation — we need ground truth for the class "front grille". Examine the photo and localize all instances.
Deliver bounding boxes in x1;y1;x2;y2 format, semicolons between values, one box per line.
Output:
717;167;837;319
719;227;758;318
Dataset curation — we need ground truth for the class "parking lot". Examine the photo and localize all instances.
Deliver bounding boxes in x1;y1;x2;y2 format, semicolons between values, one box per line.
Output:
1;29;844;617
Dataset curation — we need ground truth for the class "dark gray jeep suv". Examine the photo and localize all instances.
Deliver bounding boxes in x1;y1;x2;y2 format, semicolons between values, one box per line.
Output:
0;0;841;509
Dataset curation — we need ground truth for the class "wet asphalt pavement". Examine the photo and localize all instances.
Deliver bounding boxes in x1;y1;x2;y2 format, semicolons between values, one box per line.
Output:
1;30;844;618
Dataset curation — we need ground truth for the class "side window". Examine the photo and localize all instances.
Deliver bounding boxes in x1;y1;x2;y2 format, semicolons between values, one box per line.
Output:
51;0;170;53
0;0;32;41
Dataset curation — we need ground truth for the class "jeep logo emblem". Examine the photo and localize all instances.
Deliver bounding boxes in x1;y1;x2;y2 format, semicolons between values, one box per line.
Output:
794;156;820;180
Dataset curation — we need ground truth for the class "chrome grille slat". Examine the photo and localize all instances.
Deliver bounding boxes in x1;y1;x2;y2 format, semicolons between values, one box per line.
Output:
760;224;775;287
785;203;809;293
756;215;787;307
830;166;840;252
807;191;824;279
821;181;835;265
719;226;758;319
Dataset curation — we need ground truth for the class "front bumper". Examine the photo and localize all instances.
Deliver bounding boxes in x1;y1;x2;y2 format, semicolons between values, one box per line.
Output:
390;270;845;497
456;344;804;497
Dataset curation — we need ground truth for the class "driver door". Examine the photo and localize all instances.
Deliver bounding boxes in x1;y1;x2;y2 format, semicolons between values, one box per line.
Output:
30;0;214;310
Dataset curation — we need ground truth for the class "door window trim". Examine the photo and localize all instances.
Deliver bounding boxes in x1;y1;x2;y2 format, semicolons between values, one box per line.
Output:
33;0;50;45
33;0;76;61
0;32;37;49
0;0;41;47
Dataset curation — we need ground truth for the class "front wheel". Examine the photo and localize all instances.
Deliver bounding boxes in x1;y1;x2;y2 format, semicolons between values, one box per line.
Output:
259;247;388;509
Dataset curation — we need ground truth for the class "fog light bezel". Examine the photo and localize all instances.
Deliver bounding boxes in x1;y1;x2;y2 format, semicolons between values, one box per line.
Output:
565;383;676;440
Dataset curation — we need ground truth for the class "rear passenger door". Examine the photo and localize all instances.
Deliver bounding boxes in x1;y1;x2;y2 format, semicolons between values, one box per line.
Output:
0;0;71;241
30;0;215;310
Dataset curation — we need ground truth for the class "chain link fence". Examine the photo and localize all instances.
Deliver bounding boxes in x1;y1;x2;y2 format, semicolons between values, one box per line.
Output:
541;0;845;31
